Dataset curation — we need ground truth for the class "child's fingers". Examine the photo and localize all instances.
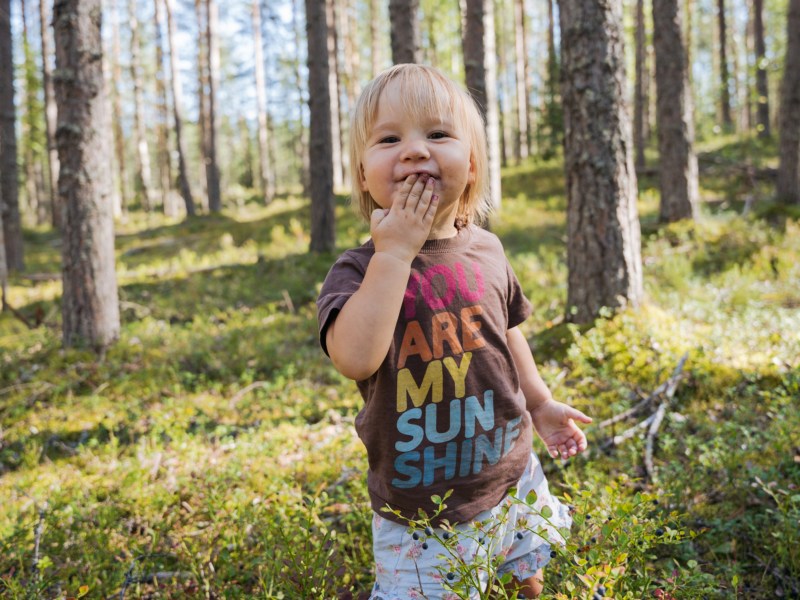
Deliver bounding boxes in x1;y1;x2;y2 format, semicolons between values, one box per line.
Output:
402;174;430;213
567;407;592;424
395;174;421;210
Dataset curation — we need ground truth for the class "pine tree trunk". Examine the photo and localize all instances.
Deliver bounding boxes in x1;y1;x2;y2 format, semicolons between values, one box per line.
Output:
463;0;502;210
777;0;800;204
195;0;209;208
153;0;173;213
634;0;647;169
0;0;24;271
165;0;196;216
370;0;382;76
513;0;530;161
653;0;699;222
21;1;47;226
326;0;344;192
110;1;128;214
559;0;643;324
252;0;273;204
752;0;770;137
292;0;309;195
305;0;335;252
205;0;222;211
40;0;62;230
717;0;732;129
53;0;120;349
0;194;6;309
389;0;419;64
129;0;154;211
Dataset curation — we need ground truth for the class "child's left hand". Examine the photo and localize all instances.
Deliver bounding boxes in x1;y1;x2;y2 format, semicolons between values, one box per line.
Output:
530;400;592;460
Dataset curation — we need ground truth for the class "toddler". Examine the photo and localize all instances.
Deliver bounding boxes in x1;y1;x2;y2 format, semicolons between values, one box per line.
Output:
317;64;591;599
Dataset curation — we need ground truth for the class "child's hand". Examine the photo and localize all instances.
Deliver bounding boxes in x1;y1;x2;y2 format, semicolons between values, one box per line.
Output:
370;174;439;264
530;399;592;460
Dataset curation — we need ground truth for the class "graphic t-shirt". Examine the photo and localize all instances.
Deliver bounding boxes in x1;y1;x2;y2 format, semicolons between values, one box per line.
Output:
317;225;534;524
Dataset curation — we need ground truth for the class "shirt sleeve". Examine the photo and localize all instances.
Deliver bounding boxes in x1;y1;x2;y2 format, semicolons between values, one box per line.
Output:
316;251;369;356
505;258;532;330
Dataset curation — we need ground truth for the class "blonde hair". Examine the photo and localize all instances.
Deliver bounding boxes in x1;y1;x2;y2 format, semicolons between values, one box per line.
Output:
349;64;490;227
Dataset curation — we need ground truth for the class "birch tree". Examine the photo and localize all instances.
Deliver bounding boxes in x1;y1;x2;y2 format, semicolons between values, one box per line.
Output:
165;0;196;216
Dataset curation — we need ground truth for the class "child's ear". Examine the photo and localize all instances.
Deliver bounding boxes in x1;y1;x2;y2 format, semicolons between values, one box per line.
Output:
359;163;369;191
467;155;477;185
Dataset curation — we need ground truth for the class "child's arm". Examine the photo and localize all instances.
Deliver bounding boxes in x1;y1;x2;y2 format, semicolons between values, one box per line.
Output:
507;326;592;460
326;175;439;381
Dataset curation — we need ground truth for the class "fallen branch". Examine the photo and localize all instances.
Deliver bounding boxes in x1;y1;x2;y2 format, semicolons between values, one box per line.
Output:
598;354;688;463
228;381;271;408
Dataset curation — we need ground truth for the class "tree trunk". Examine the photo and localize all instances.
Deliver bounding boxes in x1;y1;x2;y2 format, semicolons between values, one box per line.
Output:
513;0;530;161
110;0;128;215
326;0;344;192
369;0;382;76
0;0;24;271
128;0;154;211
777;0;800;204
752;0;770;138
40;0;62;229
195;0;209;207
559;0;643;324
653;0;699;222
463;0;502;210
252;0;273;204
305;0;335;252
205;0;222;211
165;0;196;216
0;189;6;310
543;0;561;158
389;0;419;64
153;0;173;214
292;0;309;195
53;0;120;349
21;0;48;226
634;0;647;168
717;0;732;129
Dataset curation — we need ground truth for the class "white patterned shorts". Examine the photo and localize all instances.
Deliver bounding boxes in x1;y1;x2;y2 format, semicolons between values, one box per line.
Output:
369;452;572;600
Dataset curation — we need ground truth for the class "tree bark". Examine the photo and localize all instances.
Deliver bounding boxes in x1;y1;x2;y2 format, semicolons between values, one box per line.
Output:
389;0;419;64
717;0;732;129
165;0;196;216
513;0;530;161
292;0;309;195
252;0;273;204
205;0;222;211
109;0;128;215
653;0;699;222
326;0;344;192
752;0;770;138
53;0;120;349
559;0;643;324
369;0;382;75
153;0;173;214
634;0;647;169
40;0;62;229
463;0;502;210
0;0;24;271
128;0;154;211
305;0;335;252
777;0;800;204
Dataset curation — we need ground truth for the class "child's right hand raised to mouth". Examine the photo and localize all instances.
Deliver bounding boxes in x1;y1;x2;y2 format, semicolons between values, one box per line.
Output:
370;173;439;265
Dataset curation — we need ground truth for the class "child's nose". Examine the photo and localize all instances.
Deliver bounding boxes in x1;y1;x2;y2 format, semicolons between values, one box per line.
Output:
400;139;430;161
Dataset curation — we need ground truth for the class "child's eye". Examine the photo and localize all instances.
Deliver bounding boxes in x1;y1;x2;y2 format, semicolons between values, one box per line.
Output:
429;131;449;139
379;136;399;144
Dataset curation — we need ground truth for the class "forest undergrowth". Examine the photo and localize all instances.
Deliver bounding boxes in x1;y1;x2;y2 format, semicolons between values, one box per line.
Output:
1;137;798;599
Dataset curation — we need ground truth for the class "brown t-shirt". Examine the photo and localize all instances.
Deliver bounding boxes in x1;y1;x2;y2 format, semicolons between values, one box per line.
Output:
317;225;533;524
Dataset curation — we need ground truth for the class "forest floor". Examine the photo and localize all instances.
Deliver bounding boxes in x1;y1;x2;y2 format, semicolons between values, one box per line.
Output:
1;135;799;599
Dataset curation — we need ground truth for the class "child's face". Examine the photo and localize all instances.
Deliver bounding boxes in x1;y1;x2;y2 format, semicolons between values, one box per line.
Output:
359;80;475;220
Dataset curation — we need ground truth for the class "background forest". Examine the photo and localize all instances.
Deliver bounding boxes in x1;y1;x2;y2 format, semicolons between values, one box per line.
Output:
1;0;799;598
